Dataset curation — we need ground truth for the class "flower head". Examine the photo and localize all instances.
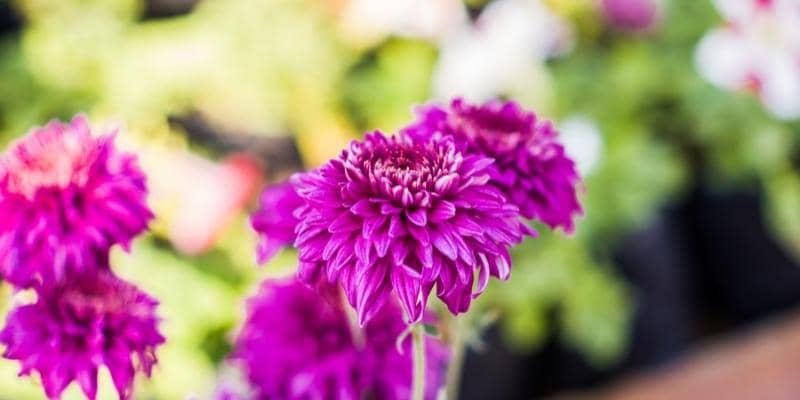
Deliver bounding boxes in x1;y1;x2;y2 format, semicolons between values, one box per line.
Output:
0;271;164;400
695;0;800;119
292;131;529;324
232;278;448;400
0;115;153;287
403;98;582;233
250;181;304;264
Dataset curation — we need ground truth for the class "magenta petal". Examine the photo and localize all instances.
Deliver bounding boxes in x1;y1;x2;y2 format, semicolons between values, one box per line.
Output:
374;233;392;258
350;199;376;216
429;201;456;222
406;209;428;226
474;253;491;296
108;357;134;400
388;215;405;238
322;234;348;261
329;213;361;233
433;173;459;193
251;181;305;264
362;215;387;238
354;236;372;264
354;263;390;326
407;223;430;245
392;269;423;323
431;228;457;261
77;367;98;400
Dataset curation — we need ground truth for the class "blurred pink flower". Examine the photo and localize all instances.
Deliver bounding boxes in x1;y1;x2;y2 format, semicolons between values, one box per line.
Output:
601;0;663;32
157;152;262;255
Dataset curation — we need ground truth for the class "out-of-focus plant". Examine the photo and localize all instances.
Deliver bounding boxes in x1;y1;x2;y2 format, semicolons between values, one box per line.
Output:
342;38;438;132
479;233;631;366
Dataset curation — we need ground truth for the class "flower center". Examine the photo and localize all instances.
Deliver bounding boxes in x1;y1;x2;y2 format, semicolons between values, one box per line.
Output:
355;136;461;204
2;129;95;199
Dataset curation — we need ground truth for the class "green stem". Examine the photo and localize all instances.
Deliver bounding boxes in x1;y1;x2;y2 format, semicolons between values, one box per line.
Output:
445;315;465;400
412;323;426;400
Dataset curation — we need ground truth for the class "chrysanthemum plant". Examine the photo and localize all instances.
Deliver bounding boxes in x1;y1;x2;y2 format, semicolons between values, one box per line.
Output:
0;116;164;400
251;98;582;399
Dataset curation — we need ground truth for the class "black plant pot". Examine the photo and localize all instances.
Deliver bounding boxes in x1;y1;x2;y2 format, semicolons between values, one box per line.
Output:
0;3;21;35
458;182;800;399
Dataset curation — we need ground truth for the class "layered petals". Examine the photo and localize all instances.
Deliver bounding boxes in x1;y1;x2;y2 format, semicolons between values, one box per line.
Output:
0;271;164;400
403;98;582;233
0;115;153;287
292;131;529;324
232;278;448;400
250;181;304;263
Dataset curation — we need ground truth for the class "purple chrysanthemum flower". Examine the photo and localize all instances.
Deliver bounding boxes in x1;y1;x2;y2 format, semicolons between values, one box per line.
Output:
292;131;529;324
250;181;303;264
0;271;164;400
0;115;153;287
403;98;582;233
232;278;448;400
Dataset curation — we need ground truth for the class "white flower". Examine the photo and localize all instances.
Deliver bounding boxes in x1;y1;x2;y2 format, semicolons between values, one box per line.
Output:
339;0;467;44
559;115;604;176
694;0;800;119
432;0;573;101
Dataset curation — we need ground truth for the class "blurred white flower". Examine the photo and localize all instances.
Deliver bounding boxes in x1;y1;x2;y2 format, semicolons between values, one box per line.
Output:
695;0;800;120
433;0;573;101
559;115;604;176
340;0;467;44
213;361;256;400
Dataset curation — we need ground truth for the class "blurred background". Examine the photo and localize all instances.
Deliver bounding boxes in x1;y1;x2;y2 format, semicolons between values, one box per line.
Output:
0;0;799;399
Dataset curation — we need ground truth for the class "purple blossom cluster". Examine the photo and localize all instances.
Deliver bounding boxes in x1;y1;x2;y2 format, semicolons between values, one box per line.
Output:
292;132;531;325
252;98;581;324
0;116;163;400
231;278;449;400
243;98;581;398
